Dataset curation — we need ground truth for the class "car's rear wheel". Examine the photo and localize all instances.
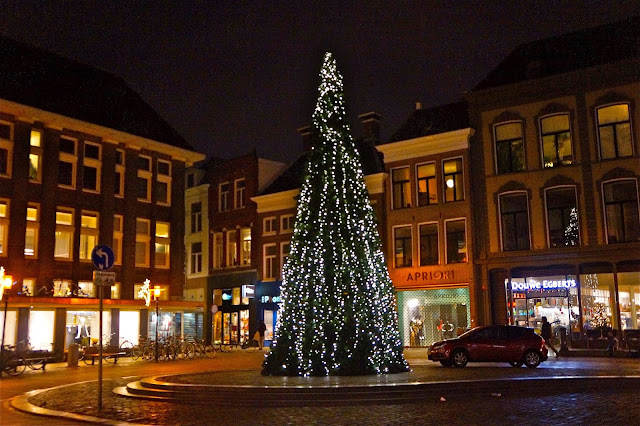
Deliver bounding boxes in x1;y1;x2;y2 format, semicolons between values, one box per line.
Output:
523;350;541;368
509;361;523;367
439;360;452;367
451;349;468;368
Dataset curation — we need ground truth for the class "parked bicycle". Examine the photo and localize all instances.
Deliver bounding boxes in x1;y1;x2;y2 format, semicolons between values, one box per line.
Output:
0;346;26;376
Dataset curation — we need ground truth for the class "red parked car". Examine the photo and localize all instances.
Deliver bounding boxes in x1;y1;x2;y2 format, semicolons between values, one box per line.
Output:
428;325;548;368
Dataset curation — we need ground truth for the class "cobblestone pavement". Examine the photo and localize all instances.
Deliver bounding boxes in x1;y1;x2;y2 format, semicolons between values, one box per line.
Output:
5;349;640;425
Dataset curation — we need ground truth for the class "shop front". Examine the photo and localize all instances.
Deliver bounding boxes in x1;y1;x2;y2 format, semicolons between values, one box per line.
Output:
256;281;282;347
211;284;255;345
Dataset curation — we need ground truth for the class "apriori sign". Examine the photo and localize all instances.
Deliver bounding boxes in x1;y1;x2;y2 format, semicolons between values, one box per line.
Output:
406;270;454;282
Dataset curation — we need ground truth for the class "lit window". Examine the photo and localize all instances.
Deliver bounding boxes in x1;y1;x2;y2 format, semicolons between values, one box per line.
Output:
113;215;123;265
234;178;245;209
240;227;251;266
58;136;77;188
115;149;125;197
219;182;230;212
79;211;99;261
540;114;573;168
227;230;238;267
135;218;150;266
213;232;223;269
0;199;8;256
263;217;276;235
494;122;525;174
263;244;277;280
280;214;294;233
54;208;75;259
0;121;13;178
603;180;640;243
29;129;43;182
190;202;202;233
545;187;580;247
499;193;530;251
137;155;152;202
443;158;464;202
419;222;438;266
416;163;437;206
597;104;633;160
25;204;39;258
190;242;202;274
445;219;467;264
391;167;411;209
155;222;170;268
156;159;171;205
393;226;412;268
82;142;101;193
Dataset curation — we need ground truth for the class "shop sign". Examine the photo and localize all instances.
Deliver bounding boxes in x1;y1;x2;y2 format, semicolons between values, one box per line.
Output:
242;285;255;298
222;289;232;302
511;279;576;291
260;295;282;304
406;270;454;282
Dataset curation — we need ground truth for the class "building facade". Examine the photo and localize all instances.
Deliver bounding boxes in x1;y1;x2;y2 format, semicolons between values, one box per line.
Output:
466;17;640;347
0;36;204;353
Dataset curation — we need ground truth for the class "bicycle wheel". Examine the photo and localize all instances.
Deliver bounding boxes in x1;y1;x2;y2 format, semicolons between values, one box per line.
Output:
27;358;46;370
143;346;154;361
614;340;631;358
219;342;231;353
120;340;134;356
204;344;216;358
131;345;142;360
5;353;26;376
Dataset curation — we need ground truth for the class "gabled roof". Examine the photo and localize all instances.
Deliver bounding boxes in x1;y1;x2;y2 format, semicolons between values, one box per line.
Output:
474;16;640;91
387;101;469;143
0;35;193;151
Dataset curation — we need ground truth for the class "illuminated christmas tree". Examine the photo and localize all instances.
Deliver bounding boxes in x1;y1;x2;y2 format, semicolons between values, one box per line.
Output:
591;303;610;329
564;207;579;246
262;52;408;376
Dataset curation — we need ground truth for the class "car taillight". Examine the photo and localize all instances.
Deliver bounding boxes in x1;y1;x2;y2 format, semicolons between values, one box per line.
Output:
540;339;546;349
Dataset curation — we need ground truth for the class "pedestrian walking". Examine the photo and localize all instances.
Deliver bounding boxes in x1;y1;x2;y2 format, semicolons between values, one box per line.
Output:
257;321;267;350
540;316;560;357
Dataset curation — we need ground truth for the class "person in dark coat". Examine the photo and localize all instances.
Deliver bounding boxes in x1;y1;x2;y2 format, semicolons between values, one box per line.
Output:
540;316;559;357
257;321;267;350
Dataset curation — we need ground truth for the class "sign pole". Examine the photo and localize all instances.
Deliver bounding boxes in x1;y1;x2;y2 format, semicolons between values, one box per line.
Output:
98;279;103;410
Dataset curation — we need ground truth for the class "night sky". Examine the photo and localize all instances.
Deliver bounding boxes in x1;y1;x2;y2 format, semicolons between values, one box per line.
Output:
2;1;638;164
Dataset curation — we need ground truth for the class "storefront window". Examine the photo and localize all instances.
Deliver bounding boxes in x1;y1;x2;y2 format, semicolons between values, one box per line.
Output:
618;272;640;330
119;311;139;345
264;309;276;342
580;273;615;333
0;310;17;346
213;311;222;344
65;311;111;348
29;310;55;350
149;311;179;340
397;287;470;347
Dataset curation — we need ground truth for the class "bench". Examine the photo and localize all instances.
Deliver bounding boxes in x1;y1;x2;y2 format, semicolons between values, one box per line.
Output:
82;346;128;365
23;350;60;370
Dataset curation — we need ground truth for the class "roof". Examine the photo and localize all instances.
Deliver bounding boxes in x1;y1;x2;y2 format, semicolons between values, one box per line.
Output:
474;16;640;91
0;35;193;151
259;137;385;195
387;101;469;143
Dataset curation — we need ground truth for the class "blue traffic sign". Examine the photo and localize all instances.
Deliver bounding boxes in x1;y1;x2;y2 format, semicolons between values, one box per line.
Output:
91;245;115;271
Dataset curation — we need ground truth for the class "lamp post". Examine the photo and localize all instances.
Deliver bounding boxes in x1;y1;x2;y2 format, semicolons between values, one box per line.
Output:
1;267;14;365
153;286;162;363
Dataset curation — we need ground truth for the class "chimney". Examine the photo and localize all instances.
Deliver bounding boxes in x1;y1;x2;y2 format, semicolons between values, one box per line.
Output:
415;101;422;110
358;112;382;140
297;125;312;152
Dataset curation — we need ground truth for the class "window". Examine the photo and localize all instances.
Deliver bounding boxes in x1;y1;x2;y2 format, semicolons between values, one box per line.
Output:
54;208;74;259
263;244;277;280
0;199;8;256
240;227;251;266
545;187;580;247
419;223;438;266
79;211;99;261
597;104;633;160
219;182;230;212
443;158;464;202
603;180;640;243
280;241;291;278
187;172;195;188
115;149;125;197
416;163;437;206
445;219;467;263
393;226;412;268
540;114;573;168
58;136;77;188
137;155;152;202
499;193;530;251
82;142;101;192
213;232;223;269
25;204;39;257
280;214;294;233
156;159;171;205
113;215;123;265
494;122;525;174
234;178;245;209
135;218;150;266
190;202;202;233
263;217;276;235
0;121;13;178
391;167;411;209
190;242;202;274
227;230;238;267
155;222;170;268
29;129;43;182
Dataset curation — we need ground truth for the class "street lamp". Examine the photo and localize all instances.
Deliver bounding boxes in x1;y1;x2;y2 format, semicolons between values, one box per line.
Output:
1;267;14;365
153;286;162;363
